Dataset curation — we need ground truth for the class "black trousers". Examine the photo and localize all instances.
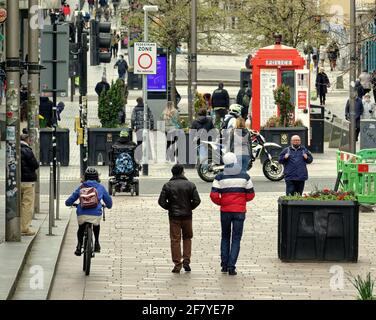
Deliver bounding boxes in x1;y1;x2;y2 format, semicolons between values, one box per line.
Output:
319;93;326;105
77;224;100;244
285;180;305;196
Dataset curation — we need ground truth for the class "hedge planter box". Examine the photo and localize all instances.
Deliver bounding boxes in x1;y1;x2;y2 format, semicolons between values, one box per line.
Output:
88;128;132;166
260;127;308;158
278;199;359;262
40;128;70;166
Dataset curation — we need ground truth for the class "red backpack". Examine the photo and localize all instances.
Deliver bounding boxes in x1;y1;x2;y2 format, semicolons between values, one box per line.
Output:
79;186;99;209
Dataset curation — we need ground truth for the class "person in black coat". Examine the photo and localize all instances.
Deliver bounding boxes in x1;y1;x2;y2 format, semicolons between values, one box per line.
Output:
158;164;201;273
95;76;110;97
191;108;215;164
345;97;364;141
20;133;39;235
315;68;330;106
39;96;54;127
211;82;230;123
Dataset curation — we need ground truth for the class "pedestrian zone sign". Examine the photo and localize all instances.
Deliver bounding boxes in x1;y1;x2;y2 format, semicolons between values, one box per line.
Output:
134;42;157;75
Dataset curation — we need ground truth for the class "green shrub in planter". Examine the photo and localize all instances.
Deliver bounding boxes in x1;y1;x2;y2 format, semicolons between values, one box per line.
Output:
98;79;126;128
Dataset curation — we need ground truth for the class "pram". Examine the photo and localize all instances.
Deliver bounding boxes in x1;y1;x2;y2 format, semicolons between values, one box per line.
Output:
108;144;141;196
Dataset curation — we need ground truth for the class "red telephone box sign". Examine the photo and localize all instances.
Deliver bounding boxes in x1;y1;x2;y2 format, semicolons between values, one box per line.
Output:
297;91;307;109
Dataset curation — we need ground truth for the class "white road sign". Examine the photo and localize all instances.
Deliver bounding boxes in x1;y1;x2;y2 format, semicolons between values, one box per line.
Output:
134;42;157;75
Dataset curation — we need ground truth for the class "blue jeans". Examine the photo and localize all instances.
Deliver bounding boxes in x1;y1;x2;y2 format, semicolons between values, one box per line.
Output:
220;212;246;270
119;72;126;80
285;180;305;196
237;155;250;173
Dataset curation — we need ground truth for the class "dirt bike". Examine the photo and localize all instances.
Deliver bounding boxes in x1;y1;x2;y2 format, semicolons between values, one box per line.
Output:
197;130;284;182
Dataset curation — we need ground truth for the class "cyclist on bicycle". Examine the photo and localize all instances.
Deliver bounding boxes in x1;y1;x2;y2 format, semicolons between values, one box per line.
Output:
65;168;113;256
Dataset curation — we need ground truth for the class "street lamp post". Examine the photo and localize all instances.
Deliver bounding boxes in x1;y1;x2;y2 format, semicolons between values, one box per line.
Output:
142;5;158;176
190;0;197;124
349;0;357;154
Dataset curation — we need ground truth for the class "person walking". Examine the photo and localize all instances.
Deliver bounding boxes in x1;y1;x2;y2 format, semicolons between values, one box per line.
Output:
236;81;251;119
361;93;375;120
327;41;340;71
95;76;110;97
319;44;327;68
114;55;128;80
315;68;330;106
210;152;255;275
20;133;40;236
191;108;215;164
230;117;252;173
131;97;154;162
211;82;230;126
158;164;201;273
371;70;376;104
359;69;372;96
278;135;313;196
345;96;364;141
161;101;181;161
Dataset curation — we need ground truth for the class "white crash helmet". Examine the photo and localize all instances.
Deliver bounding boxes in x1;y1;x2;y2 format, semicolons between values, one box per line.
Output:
229;104;242;115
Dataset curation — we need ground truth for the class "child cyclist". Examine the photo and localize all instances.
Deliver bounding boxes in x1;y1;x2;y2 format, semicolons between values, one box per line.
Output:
65;167;113;256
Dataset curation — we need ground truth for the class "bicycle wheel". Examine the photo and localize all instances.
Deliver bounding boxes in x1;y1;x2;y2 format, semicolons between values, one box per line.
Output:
82;233;87;271
85;224;93;276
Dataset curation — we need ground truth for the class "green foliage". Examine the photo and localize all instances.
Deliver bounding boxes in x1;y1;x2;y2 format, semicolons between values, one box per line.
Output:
348;272;375;300
232;0;328;49
98;80;125;128
273;84;294;127
281;188;357;201
194;92;206;115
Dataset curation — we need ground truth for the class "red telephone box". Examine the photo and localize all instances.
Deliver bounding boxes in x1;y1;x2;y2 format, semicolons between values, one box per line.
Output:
251;43;306;131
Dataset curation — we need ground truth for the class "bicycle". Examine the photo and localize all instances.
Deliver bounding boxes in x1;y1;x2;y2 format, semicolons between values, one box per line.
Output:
73;204;106;276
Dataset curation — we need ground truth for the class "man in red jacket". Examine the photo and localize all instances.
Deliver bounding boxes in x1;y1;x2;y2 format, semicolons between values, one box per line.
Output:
210;152;255;275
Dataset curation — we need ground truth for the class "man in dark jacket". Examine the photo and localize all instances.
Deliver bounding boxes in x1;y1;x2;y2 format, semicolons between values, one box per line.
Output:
315;68;330;106
345;97;364;141
278;135;313;196
20;133;40;235
131;97;154;132
131;97;154;162
191;108;215;164
114;55;128;80
95;76;110;97
158;164;201;273
236;81;252;119
211;82;230;124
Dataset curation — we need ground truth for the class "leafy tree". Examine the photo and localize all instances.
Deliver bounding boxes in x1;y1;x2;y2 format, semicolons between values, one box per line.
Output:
232;0;328;49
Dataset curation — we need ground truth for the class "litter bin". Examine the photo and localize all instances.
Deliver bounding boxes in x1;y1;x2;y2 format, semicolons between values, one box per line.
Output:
127;71;142;90
40;128;70;166
309;104;324;153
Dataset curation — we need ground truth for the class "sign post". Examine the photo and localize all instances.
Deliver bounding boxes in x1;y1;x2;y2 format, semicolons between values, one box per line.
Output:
134;42;157;75
134;41;157;176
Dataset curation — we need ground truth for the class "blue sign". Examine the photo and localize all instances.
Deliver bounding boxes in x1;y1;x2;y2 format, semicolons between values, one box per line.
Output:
147;56;167;92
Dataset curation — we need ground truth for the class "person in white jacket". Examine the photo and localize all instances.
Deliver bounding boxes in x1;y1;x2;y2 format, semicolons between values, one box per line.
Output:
362;93;375;120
